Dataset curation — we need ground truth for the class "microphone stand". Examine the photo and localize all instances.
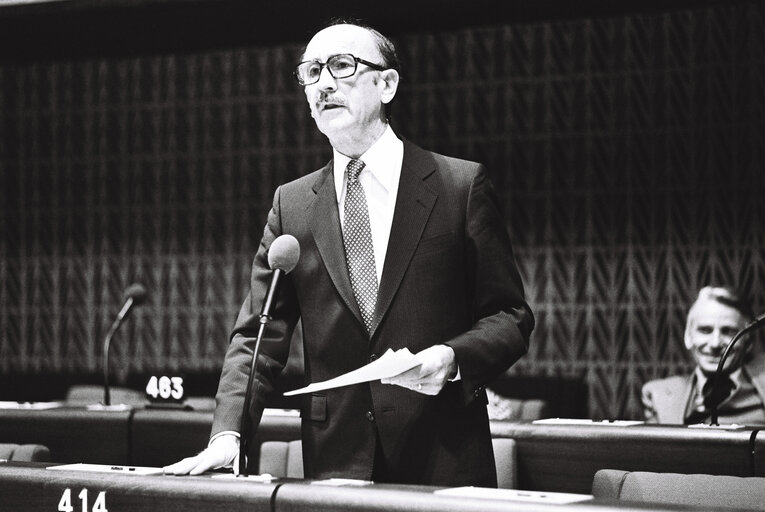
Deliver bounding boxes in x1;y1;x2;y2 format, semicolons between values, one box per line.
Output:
102;296;135;407
238;270;283;477
708;313;765;425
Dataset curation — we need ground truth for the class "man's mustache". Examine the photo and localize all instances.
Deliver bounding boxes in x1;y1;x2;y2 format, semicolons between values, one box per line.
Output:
316;94;346;110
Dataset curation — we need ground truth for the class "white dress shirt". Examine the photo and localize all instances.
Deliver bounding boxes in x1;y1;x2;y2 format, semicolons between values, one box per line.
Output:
332;124;403;284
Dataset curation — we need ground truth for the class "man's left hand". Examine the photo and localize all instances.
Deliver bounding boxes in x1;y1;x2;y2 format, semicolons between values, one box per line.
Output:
381;345;457;395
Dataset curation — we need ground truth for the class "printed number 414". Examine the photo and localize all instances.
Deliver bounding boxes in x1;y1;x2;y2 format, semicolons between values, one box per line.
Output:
58;488;107;512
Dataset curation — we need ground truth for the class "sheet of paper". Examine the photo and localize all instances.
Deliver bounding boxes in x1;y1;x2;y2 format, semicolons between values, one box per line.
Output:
687;423;746;430
532;418;644;426
0;401;63;410
47;463;163;475
284;348;421;396
434;487;593;504
310;478;373;486
211;473;277;482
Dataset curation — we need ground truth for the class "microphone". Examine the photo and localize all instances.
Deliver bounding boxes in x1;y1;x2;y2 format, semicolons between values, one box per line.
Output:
707;312;765;425
102;284;148;407
239;235;300;476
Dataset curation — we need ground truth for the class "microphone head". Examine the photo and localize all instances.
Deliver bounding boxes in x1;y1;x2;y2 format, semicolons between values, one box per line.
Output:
268;234;300;273
124;283;148;305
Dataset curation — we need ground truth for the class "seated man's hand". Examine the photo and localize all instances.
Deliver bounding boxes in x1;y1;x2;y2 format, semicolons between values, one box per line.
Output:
163;434;239;476
381;344;457;395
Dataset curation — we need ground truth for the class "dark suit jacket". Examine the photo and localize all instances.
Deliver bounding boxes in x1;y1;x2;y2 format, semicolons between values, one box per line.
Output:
642;352;765;425
211;139;534;486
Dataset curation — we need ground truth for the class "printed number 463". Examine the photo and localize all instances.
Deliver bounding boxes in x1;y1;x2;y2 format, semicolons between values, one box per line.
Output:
58;488;107;512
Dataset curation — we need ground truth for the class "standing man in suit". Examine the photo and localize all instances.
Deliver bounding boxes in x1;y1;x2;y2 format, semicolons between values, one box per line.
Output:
164;20;534;486
642;286;765;425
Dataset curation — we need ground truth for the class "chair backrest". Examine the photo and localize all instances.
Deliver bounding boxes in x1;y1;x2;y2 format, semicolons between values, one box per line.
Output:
0;443;51;462
258;440;304;478
593;469;765;510
486;390;550;421
65;384;146;406
491;437;517;488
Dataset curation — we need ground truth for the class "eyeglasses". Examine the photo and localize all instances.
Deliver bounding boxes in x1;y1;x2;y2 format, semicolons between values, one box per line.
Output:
294;53;387;86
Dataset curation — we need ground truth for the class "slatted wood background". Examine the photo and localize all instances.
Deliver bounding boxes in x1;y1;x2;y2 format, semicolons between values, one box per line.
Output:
1;2;763;419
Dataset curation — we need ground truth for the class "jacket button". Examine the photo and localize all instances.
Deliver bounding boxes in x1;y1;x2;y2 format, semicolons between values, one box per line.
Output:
369;354;377;362
366;410;375;422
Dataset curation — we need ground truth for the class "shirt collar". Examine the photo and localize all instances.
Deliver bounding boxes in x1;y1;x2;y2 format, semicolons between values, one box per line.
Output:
694;365;744;393
333;124;401;197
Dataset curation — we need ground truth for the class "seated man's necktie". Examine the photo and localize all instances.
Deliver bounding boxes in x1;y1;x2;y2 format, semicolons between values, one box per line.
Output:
342;159;378;333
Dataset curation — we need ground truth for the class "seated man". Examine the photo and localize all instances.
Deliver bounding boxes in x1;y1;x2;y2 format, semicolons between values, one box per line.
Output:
642;286;765;425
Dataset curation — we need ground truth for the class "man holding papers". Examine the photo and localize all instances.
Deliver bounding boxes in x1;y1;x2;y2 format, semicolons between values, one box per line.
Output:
164;20;533;486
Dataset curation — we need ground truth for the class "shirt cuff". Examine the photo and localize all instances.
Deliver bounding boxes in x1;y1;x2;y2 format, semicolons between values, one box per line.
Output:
209;431;240;446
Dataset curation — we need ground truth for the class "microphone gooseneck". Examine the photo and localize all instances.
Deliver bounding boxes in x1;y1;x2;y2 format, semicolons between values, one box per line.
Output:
239;235;300;477
103;283;148;406
708;312;765;425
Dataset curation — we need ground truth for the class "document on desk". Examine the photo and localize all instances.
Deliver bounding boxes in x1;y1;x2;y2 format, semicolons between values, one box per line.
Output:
284;348;421;396
435;487;592;504
0;401;64;410
47;463;163;475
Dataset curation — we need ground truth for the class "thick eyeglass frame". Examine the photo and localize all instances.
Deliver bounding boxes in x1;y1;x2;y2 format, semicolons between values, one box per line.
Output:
294;53;387;86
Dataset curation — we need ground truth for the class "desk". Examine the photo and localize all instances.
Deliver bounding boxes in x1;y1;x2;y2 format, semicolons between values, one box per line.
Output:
491;421;764;493
0;407;131;465
0;462;276;512
0;462;726;512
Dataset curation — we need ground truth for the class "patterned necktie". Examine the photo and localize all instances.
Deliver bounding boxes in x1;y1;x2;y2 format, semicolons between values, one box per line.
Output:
342;159;378;333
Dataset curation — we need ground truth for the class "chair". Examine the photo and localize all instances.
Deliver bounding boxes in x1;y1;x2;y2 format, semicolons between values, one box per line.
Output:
491;437;517;488
0;443;51;462
65;384;147;406
258;440;304;478
486;390;550;420
592;469;765;510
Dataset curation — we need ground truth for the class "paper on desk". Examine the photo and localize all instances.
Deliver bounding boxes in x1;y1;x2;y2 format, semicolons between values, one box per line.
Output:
0;401;63;410
47;463;163;475
284;348;421;396
532;418;644;426
435;487;592;504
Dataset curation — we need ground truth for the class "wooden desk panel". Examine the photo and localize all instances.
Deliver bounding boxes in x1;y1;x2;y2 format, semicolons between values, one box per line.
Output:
0;463;276;512
0;407;131;465
491;422;758;493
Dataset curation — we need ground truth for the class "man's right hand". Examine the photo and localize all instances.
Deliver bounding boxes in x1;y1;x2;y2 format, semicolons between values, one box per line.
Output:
162;434;240;476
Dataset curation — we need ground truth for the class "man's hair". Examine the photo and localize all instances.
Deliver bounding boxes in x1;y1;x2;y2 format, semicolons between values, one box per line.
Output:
684;286;754;348
302;17;402;74
689;286;754;321
300;17;402;117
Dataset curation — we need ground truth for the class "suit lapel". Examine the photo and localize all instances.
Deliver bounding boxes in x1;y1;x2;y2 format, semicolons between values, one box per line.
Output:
745;351;765;404
308;161;365;326
370;141;438;338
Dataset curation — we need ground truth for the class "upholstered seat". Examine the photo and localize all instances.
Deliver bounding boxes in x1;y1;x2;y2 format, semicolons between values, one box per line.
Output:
593;469;765;510
0;443;51;462
258;440;304;478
